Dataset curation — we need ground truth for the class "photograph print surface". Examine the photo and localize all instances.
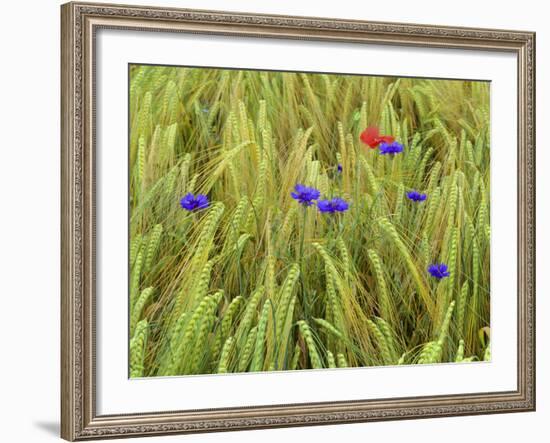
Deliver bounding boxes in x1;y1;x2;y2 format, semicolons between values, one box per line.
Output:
128;64;490;378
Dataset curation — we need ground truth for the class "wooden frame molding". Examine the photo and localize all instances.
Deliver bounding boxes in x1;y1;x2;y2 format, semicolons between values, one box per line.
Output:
61;2;535;440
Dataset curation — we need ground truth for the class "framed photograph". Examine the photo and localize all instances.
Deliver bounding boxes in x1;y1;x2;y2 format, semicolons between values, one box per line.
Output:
61;1;536;440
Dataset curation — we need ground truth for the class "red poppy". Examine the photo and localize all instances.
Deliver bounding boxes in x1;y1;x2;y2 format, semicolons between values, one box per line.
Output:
360;126;395;149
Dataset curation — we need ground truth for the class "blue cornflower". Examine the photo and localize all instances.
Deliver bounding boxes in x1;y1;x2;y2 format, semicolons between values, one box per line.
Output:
428;263;450;280
291;184;321;206
180;193;209;211
317;198;350;213
337;164;343;173
379;141;404;155
407;190;427;202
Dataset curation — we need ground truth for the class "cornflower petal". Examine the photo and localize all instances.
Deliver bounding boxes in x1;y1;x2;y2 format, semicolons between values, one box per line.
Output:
428;263;451;280
379;141;404;155
180;193;210;211
407;190;428;202
290;184;321;206
317;197;350;213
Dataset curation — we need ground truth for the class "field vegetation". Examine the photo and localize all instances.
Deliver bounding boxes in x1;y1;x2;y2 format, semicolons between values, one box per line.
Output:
129;65;490;377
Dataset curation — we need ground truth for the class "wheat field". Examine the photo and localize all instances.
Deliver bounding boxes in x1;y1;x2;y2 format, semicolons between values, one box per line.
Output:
128;64;490;377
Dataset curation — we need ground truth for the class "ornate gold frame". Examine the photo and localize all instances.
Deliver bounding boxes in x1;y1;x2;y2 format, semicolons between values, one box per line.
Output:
61;2;536;440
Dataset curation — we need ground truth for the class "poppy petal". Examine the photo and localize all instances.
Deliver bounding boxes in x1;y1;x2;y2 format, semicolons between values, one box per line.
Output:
380;135;395;144
360;126;381;148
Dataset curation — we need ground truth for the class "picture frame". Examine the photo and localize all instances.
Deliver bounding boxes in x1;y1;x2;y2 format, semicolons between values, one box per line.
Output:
61;1;536;440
